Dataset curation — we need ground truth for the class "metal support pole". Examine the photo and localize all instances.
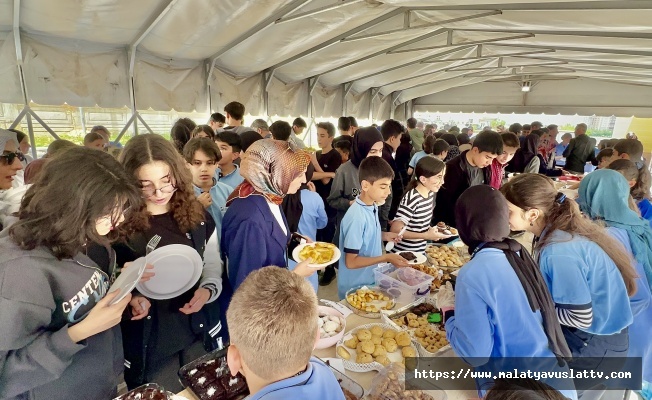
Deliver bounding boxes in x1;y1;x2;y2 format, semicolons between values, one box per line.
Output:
137;114;155;135
28;108;60;140
79;107;86;133
25;112;36;159
115;113;137;143
9;107;28;130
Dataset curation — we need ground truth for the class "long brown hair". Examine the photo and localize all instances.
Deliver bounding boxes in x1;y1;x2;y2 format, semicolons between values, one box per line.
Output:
10;147;140;260
118;134;205;236
405;156;445;192
501;173;637;295
608;158;651;201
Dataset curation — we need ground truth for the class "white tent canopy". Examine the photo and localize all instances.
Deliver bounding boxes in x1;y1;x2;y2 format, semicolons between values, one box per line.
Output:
1;0;651;120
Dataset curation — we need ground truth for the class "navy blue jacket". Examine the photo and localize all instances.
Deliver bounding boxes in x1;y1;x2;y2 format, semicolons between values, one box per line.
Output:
221;195;290;292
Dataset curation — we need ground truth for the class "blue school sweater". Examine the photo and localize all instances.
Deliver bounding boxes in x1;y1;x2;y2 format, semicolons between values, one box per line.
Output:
247;357;345;400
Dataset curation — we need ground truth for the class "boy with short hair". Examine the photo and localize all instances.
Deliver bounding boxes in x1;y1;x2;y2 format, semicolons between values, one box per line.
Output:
226;267;344;400
613;138;645;167
333;139;350;163
208;112;226;132
223;101;248;134
83;132;105;150
489;132;520;189
290;117;308;149
434;130;503;226
338;157;409;299
432;139;450;161
270;121;293;141
183;138;233;242
380;119;404;230
214;131;245;188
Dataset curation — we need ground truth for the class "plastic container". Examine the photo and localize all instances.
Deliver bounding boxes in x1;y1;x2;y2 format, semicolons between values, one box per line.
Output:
178;346;249;400
326;363;365;400
315;305;346;349
113;383;171;400
374;263;433;304
344;286;396;319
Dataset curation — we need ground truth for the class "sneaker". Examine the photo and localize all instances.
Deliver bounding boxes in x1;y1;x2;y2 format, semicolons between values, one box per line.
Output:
319;265;336;286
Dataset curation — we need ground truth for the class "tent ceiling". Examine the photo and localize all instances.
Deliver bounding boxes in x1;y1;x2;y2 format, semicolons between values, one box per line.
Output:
0;0;651;116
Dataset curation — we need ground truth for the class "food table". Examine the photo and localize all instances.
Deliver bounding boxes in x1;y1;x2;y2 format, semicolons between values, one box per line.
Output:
176;300;478;400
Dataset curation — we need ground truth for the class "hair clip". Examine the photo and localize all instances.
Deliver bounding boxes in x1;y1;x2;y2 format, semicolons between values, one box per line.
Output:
556;193;567;204
635;160;645;170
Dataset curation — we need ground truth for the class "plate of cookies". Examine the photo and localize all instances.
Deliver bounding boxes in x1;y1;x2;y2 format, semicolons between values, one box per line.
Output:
345;286;396;318
382;299;451;357
335;323;417;373
425;244;466;269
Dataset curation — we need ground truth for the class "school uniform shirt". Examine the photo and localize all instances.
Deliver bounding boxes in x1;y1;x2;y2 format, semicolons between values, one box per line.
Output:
327;161;360;247
392;188;435;253
193;180;233;243
216;164;244;189
246;357;345;400
408;150;429;169
538;229;633;335
337;197;382;299
445;248;577;399
314;148;342;204
608;227;652;382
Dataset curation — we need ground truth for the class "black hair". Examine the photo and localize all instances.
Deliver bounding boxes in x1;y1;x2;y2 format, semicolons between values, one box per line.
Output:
608;158;651;201
9;129;27;144
530;121;543;129
380;119;404;141
406;118;417;129
183;137;222;163
359;156;394;184
348;116;358;128
596;148;613;164
338;116;351;132
316;121;336;137
440;133;459;146
472;130;503;155
224;101;245;121
292;117;307;128
84;131;105;145
423;136;436;154
457;133;470;145
432;139;450;155
334;138;351;153
449;125;460;133
270;121;292;141
434;130;446;139
215;130;243;153
529;129;543;138
508;123;522;134
522;124;531;131
547;124;558;131
406;156;445;192
614;138;644;162
501;132;520;148
171;123;192;154
210;112;226;124
461;127;470;135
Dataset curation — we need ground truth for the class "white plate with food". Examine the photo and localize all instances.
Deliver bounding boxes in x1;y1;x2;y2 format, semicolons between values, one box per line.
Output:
396;251;427;265
135;244;203;300
292;242;341;268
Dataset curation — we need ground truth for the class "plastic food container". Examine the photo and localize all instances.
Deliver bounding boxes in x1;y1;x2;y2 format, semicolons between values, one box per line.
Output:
113;383;171;399
374;263;433;304
316;305;346;349
344;286;396;319
326;362;365;400
178;346;249;400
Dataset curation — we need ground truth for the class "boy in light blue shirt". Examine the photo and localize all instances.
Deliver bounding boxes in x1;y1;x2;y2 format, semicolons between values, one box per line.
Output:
183;138;233;242
337;157;410;299
227;267;344;400
215;131;244;188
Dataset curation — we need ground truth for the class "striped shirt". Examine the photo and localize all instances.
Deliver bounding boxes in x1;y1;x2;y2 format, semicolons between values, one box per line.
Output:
392;188;435;253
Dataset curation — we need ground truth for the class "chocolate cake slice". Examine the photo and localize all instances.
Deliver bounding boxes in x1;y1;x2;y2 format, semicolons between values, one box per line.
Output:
399;252;416;261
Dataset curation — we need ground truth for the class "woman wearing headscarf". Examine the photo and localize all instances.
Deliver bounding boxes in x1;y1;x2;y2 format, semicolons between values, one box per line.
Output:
283;164;327;292
507;134;540;174
444;185;575;399
221;139;315;292
579;169;652;393
327;127;384;247
441;133;460;162
0;130;25;230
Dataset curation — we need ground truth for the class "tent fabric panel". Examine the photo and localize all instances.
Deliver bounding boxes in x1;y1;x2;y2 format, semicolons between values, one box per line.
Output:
0;33;23;104
133;56;207;113
345;90;371;119
209;69;264;118
311;84;343;119
21;34;130;108
267;77;308;117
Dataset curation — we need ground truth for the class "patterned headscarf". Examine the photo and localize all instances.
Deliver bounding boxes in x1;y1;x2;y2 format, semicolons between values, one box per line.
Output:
226;139;310;206
537;132;556;164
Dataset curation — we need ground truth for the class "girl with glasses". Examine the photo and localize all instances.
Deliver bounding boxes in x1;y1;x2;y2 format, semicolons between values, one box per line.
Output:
116;134;222;391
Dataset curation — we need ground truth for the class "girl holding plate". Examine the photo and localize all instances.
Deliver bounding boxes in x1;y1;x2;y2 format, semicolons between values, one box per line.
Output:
116;134;222;391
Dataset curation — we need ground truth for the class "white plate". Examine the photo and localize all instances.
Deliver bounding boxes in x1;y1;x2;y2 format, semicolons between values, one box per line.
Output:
396;251;427;265
108;257;147;305
136;244;203;300
292;242;341;269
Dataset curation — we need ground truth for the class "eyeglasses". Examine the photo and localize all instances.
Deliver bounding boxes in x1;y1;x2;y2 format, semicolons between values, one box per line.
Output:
0;151;22;165
98;206;131;225
141;183;176;198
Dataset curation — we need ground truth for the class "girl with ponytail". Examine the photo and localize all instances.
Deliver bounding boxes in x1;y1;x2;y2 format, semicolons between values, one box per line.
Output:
390;157;449;253
501;174;636;391
608;158;652;225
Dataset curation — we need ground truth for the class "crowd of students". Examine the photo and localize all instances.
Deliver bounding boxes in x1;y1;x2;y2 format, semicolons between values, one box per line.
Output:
1;105;651;400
